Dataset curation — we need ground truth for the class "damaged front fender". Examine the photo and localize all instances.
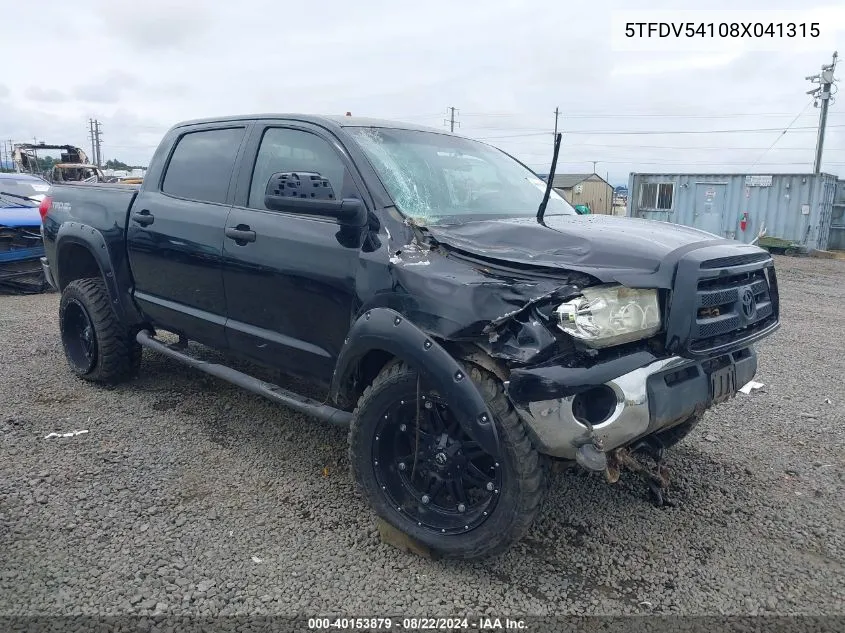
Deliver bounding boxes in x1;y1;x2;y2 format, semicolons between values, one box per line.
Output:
330;307;501;457
376;236;594;367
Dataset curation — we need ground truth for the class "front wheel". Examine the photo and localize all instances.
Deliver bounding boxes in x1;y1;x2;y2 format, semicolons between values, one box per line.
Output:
349;362;546;559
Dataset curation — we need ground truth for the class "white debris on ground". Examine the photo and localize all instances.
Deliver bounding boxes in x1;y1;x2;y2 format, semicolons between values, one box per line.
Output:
738;380;765;395
43;429;89;439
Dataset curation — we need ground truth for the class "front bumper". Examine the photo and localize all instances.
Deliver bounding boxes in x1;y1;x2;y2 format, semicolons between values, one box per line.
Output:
508;348;757;459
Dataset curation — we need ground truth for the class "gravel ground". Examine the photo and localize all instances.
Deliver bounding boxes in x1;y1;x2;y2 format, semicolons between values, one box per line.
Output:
1;255;843;618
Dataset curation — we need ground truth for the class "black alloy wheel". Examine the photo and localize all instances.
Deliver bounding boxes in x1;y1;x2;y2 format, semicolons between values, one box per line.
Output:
59;278;141;383
349;362;546;559
372;393;502;535
61;297;98;373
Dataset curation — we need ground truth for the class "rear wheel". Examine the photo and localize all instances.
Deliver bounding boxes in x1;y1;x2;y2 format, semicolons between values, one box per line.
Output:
349;362;546;559
59;278;141;383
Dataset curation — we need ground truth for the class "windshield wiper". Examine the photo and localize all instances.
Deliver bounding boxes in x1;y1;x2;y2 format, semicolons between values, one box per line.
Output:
536;132;562;224
0;191;40;204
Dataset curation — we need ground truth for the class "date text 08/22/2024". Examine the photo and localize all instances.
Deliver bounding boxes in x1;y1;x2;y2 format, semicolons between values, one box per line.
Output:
307;617;527;630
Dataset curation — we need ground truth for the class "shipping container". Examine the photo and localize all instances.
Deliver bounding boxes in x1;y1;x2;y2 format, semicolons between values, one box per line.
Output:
828;178;845;251
626;172;841;252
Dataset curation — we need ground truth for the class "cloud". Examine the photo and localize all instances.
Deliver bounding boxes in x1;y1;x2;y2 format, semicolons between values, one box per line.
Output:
0;84;10;100
0;0;840;181
72;84;120;104
97;3;212;51
72;71;141;104
24;86;67;102
613;53;743;76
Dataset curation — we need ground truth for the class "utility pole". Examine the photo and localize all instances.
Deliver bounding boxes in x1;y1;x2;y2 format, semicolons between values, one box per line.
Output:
95;120;103;167
444;107;459;133
806;51;838;174
591;160;598;174
89;119;96;165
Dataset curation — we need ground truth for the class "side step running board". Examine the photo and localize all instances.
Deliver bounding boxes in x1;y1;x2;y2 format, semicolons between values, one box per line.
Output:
136;330;352;426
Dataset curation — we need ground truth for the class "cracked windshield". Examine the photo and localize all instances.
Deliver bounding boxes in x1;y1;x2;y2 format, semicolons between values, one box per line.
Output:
350;127;576;225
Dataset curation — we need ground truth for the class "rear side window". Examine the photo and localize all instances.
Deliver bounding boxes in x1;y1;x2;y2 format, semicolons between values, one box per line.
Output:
162;127;245;204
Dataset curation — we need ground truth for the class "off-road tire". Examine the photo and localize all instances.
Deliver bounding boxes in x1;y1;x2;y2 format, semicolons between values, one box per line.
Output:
652;413;703;449
59;278;141;383
349;362;546;559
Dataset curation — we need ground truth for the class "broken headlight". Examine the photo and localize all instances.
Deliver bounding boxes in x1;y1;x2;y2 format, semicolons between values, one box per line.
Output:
555;285;661;348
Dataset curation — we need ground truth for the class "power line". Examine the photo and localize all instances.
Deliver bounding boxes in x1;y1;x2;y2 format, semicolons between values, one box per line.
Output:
460;111;828;119
524;159;845;167
749;101;815;170
523;144;845;151
476;125;844;140
103;144;160;149
391;112;448;120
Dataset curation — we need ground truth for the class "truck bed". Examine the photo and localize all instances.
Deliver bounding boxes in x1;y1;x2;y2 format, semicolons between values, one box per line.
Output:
41;181;141;296
46;182;139;230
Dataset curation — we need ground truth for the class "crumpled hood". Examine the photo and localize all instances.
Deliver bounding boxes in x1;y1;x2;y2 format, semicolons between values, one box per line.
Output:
0;206;41;228
425;214;727;283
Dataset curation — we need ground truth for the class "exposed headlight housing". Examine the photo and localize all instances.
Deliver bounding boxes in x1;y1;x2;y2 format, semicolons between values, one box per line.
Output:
555;285;661;348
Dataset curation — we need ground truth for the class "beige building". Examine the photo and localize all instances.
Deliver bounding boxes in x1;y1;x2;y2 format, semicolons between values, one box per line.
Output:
551;173;614;214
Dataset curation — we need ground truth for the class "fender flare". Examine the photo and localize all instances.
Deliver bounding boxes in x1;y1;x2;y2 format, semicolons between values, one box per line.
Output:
55;222;141;325
330;308;500;457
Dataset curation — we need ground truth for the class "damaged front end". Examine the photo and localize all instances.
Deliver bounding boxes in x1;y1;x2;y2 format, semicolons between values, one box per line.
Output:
380;221;770;477
0;224;47;294
384;232;596;368
1;176;50;294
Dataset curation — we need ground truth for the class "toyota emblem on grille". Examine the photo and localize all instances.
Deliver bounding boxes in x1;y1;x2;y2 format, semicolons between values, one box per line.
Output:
740;287;757;320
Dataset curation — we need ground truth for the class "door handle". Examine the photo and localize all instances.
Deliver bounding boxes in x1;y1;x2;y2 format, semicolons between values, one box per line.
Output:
225;225;256;244
131;210;155;226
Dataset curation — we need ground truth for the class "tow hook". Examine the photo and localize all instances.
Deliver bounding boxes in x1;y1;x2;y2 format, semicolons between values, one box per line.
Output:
575;439;607;473
605;440;673;507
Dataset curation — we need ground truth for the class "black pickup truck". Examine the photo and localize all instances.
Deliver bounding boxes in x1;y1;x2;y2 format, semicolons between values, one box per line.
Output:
40;115;780;559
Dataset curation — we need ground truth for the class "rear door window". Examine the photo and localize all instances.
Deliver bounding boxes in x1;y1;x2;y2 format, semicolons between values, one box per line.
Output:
162;127;245;204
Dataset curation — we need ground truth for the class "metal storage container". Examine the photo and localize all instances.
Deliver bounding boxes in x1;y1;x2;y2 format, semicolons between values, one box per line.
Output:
626;172;839;251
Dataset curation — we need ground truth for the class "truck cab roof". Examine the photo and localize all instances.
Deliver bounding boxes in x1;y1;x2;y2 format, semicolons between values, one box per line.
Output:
170;114;458;136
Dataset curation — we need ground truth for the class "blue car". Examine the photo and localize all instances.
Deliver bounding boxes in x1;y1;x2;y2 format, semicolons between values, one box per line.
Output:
0;172;51;293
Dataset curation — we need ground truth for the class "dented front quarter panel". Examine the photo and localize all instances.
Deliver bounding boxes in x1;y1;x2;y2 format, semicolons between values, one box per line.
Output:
352;215;593;368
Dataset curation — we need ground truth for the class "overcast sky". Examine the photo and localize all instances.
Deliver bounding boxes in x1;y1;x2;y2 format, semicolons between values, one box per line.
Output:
2;0;843;185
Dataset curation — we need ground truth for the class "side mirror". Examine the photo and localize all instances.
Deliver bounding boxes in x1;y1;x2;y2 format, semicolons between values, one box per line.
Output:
264;171;366;227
